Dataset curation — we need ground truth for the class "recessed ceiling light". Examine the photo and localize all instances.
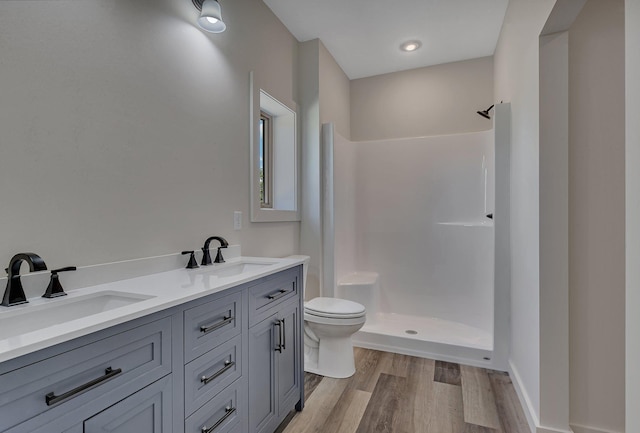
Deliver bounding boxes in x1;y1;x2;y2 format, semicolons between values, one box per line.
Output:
400;40;422;52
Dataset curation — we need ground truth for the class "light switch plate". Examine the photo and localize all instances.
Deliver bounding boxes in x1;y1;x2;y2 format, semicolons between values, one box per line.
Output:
234;211;242;230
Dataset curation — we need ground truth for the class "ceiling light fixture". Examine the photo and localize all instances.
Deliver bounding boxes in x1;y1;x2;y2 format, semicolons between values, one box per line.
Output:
400;40;422;52
192;0;227;33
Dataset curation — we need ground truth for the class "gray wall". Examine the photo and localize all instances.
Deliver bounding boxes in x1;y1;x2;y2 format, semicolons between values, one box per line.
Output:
0;0;300;270
626;1;640;431
319;43;351;141
350;56;494;141
569;1;626;431
539;26;572;431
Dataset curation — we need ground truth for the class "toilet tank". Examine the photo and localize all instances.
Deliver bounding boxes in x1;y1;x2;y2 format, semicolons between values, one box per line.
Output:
336;272;379;321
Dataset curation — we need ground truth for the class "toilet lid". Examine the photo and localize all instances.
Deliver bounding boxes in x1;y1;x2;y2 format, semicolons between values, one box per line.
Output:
304;297;365;318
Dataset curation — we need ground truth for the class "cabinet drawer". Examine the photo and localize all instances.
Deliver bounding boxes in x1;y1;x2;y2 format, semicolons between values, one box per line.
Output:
248;267;299;327
0;317;171;431
184;291;243;362
84;375;173;433
185;334;242;416
185;381;243;433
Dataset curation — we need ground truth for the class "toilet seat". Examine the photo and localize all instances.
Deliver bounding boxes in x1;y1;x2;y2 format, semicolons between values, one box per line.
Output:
304;297;365;317
304;297;366;325
304;310;365;319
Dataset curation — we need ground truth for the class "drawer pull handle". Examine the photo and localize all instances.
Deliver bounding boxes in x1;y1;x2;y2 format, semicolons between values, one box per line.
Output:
267;289;288;301
45;367;122;406
275;319;283;353
200;316;233;334
201;360;235;385
201;406;236;433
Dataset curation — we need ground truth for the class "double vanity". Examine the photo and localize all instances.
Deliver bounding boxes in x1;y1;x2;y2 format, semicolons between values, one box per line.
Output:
0;254;306;433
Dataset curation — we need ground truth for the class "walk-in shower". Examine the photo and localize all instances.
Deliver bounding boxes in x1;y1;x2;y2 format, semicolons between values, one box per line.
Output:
322;106;509;368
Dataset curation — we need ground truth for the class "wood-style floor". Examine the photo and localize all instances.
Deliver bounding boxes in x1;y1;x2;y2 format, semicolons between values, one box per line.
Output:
276;347;530;433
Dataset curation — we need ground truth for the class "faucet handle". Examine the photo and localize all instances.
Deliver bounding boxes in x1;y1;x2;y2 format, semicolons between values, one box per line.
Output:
43;266;76;298
182;251;199;269
214;246;227;264
52;266;77;274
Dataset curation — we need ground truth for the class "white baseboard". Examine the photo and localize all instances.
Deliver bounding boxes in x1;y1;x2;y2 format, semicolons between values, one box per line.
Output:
537;428;574;433
570;424;623;433
507;362;622;433
508;360;539;433
507;361;576;433
507;361;625;433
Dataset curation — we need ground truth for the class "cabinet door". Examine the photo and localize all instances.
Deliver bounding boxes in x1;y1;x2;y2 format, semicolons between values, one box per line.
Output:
248;314;278;433
276;302;301;418
84;376;172;433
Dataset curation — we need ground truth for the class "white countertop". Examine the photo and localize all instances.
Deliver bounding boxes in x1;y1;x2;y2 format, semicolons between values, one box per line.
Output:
0;256;307;364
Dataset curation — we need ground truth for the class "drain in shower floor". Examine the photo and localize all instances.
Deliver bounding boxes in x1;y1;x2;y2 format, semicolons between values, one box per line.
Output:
405;330;418;335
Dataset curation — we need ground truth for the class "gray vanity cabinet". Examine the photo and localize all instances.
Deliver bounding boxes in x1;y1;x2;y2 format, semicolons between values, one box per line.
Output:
247;267;303;433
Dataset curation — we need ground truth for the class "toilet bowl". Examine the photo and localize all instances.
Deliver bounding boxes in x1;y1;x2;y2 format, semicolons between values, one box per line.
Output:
304;297;366;378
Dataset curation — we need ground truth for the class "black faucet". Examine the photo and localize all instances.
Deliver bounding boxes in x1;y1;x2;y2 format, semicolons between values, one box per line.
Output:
201;236;229;265
2;253;48;307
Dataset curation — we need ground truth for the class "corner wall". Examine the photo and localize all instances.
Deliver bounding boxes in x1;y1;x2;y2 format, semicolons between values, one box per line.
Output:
626;1;640;432
298;40;322;301
299;39;351;300
568;1;626;431
494;0;557;427
319;43;351;140
539;29;570;433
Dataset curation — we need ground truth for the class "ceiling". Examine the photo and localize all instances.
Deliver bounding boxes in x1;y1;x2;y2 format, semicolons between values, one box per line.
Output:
262;0;509;80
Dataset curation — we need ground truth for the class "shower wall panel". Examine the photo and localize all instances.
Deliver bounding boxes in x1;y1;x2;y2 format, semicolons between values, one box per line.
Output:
350;131;495;333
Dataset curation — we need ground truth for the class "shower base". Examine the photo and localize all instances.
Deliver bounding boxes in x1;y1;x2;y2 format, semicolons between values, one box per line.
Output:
352;312;494;368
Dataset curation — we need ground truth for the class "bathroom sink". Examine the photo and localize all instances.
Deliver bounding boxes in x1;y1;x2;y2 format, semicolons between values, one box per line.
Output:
0;291;154;340
207;261;274;278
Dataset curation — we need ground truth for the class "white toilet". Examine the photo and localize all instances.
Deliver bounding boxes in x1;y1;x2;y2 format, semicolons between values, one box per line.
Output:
304;297;366;378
